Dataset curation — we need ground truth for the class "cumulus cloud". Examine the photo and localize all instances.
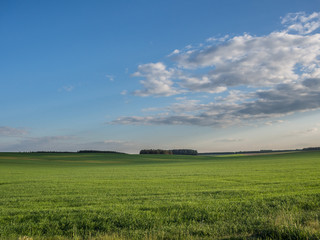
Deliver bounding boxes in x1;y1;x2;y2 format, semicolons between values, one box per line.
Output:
175;32;320;92
133;62;182;96
112;78;320;127
0;126;28;136
303;78;320;89
113;12;320;127
239;79;320;116
131;12;320;96
111;94;245;127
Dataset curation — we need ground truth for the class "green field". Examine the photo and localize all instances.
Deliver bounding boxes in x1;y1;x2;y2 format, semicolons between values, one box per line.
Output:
0;151;320;239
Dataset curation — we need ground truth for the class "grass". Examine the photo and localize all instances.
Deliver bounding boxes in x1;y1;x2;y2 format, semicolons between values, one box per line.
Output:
0;151;320;239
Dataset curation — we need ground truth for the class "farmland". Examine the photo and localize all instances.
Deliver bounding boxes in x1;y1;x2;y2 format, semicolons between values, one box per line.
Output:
0;151;320;239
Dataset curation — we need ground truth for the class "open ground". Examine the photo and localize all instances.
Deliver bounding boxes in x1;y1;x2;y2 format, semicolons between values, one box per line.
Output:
0;151;320;239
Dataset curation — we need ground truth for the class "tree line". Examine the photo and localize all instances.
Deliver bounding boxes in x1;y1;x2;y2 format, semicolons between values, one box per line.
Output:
139;149;198;155
23;150;124;154
302;147;320;151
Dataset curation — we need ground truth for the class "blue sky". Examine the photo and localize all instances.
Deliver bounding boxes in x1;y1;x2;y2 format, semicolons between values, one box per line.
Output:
1;0;320;153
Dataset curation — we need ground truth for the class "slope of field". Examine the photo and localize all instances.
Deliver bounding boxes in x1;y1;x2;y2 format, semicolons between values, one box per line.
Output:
0;151;319;239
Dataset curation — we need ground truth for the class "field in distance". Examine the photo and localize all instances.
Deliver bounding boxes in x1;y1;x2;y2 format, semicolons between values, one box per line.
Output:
0;151;320;239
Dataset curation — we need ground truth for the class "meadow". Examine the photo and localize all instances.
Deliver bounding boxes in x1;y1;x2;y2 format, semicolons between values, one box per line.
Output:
0;151;320;239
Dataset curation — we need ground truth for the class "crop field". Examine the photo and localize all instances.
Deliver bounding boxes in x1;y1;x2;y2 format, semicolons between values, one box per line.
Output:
0;151;320;239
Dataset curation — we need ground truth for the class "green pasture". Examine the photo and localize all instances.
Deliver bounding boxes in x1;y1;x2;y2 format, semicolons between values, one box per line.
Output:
0;151;320;239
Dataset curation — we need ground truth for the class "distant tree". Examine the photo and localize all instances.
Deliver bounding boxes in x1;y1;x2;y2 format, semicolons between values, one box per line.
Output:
171;149;198;155
140;149;197;155
139;149;173;154
303;147;320;151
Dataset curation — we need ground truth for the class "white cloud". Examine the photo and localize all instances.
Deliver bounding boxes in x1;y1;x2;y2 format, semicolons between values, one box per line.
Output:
60;85;74;92
112;78;320;127
175;32;320;91
168;49;180;56
133;62;182;96
206;35;230;42
106;74;114;81
129;12;320;96
282;12;320;34
113;12;320;127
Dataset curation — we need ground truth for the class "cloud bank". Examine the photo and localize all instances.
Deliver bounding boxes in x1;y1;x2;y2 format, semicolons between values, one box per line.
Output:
0;126;28;136
0;135;136;153
115;12;320;127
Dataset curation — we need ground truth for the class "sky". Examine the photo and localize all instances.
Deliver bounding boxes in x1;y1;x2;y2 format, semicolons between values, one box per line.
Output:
1;0;320;153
